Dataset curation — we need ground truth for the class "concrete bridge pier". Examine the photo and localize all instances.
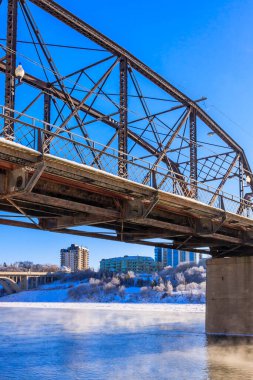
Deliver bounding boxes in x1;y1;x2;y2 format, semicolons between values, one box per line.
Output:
20;276;28;291
206;256;253;336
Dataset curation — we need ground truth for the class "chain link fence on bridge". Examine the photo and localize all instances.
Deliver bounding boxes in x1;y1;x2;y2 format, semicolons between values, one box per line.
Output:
1;105;252;219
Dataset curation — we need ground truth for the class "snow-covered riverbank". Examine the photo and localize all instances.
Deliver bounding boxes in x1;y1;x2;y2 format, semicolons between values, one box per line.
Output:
0;279;205;304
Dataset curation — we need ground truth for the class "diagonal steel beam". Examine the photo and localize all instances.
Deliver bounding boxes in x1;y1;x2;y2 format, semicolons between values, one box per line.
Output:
143;109;190;185
127;68;189;190
77;66;117;129
128;67;164;153
50;55;114;85
83;70;120;111
47;98;87;165
179;151;234;166
55;58;119;132
90;131;118;166
209;154;240;206
52;69;84;126
20;1;78;113
129;97;206;125
0;55;6;63
6;198;42;229
126;69;190;195
19;0;101;165
25;162;46;192
16;92;43;121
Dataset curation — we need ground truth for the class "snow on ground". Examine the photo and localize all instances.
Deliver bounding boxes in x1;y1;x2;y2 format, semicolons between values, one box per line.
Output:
0;280;205;306
0;288;70;303
0;280;76;302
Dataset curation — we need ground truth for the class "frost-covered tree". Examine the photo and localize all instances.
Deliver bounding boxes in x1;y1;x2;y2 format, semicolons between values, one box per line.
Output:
199;281;206;292
184;266;206;284
111;277;120;286
175;272;185;286
89;278;101;287
176;283;186;292
186;282;199;292
118;285;125;297
124;271;135;286
103;281;116;293
153;283;166;292
175;262;196;273
166;281;173;295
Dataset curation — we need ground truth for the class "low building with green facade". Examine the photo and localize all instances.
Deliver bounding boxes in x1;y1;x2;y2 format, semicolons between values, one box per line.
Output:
100;255;157;273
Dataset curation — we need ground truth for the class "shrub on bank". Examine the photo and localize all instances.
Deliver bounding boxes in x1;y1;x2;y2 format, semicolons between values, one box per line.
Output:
67;279;205;304
65;263;207;303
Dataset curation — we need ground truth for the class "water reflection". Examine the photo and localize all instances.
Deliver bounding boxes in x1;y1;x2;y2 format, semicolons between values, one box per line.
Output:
207;336;253;380
0;306;252;380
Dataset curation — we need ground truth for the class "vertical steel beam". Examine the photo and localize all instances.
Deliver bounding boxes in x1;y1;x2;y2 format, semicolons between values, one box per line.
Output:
44;92;51;124
237;156;245;215
118;56;128;178
238;156;244;200
4;0;18;139
190;107;197;198
43;92;51;153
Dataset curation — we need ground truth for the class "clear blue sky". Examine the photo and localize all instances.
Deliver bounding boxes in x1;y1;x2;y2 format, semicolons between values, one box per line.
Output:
1;0;253;268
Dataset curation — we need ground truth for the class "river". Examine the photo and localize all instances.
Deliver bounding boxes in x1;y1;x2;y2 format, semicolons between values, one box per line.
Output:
0;303;252;379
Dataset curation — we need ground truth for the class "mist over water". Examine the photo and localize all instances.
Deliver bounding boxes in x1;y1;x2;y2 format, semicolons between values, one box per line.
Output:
0;305;252;380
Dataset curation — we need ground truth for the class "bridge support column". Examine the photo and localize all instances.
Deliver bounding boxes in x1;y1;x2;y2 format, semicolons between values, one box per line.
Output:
21;276;29;291
206;257;253;336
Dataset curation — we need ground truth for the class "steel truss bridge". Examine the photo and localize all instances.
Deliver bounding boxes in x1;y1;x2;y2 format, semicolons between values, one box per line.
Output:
0;0;253;257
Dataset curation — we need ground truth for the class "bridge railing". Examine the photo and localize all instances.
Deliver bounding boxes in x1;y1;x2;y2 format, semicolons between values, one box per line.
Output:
0;105;252;218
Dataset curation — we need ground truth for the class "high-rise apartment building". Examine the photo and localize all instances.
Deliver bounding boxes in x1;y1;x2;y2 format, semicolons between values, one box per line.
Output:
154;247;201;268
60;244;89;272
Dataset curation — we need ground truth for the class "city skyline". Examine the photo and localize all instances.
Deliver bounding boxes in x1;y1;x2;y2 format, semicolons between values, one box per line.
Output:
0;242;215;270
1;0;253;267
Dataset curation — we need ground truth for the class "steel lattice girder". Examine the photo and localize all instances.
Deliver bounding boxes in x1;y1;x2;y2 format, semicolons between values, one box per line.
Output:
10;0;250;196
26;0;252;175
0;0;252;202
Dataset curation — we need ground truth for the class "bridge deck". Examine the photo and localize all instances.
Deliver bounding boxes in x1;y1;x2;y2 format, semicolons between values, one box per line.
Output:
1;137;253;257
0;272;55;277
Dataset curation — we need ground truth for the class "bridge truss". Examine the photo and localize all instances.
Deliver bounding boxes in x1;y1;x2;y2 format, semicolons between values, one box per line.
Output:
0;0;253;257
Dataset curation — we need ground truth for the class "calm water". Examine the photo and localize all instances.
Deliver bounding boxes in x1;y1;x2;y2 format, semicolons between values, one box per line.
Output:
0;304;252;380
